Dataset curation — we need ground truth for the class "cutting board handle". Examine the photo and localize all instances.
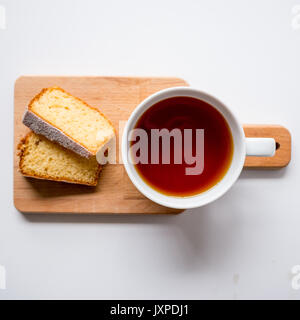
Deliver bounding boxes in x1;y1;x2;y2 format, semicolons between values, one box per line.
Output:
243;124;291;168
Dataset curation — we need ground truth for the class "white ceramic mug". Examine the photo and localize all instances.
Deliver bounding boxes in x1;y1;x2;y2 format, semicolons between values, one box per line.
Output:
122;87;275;209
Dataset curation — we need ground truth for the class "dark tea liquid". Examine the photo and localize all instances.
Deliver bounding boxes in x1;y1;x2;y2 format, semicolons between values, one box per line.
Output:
132;96;233;197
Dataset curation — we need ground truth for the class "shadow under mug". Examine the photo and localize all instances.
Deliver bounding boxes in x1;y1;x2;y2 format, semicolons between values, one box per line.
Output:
122;87;275;209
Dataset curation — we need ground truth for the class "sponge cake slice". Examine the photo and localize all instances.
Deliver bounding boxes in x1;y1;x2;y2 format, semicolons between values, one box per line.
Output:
22;87;116;159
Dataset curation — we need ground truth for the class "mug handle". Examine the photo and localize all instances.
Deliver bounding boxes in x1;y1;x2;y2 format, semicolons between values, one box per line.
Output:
245;138;276;157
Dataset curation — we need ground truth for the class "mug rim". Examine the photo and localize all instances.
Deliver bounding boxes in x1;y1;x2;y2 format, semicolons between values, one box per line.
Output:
122;87;246;209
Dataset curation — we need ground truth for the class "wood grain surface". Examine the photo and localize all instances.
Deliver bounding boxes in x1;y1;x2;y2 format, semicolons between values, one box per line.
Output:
14;76;291;214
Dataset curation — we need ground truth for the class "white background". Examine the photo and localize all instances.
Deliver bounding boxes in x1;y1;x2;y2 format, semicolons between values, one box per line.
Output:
0;0;299;299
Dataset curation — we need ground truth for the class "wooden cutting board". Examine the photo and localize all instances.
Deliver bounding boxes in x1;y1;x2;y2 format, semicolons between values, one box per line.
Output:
14;76;291;214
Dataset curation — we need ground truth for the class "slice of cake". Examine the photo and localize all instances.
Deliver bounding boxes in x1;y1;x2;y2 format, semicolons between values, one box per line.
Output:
22;87;116;159
18;132;101;186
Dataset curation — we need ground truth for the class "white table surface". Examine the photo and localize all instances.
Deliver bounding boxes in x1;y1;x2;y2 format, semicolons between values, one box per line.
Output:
0;0;299;300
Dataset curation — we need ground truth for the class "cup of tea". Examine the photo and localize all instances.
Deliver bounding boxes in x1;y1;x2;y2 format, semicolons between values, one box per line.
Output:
122;87;275;209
